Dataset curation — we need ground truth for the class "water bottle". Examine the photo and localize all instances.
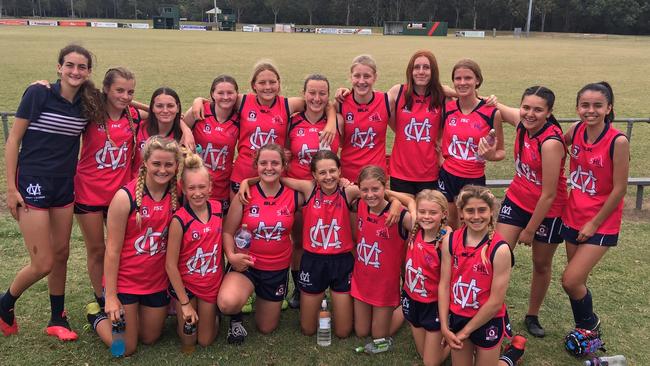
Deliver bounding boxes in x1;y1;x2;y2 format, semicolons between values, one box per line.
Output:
234;224;255;264
317;299;331;346
477;128;496;162
110;315;126;357
181;320;197;355
354;337;393;354
584;355;627;366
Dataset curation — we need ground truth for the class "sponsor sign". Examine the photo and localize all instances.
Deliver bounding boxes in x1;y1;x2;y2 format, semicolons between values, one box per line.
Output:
91;21;118;28
0;19;28;26
180;24;207;31
59;21;88;27
28;20;58;26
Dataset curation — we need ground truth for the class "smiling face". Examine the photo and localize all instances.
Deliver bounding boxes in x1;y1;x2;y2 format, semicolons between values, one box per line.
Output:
57;52;91;89
145;149;178;187
577;90;612;128
460;197;492;234
253;70;280;104
520;95;551;133
351;64;376;98
417;200;445;232
104;76;135;114
359;177;386;210
453;67;479;97
212;81;238;112
412;56;432;88
152;93;179;126
304;79;329;115
255;149;284;184
182;169;211;209
312;158;340;194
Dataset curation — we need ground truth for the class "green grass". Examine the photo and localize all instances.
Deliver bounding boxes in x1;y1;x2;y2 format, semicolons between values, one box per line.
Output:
0;26;649;365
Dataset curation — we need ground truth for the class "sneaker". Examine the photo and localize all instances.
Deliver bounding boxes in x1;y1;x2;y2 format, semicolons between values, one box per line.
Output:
45;311;78;341
241;295;255;314
287;289;300;309
500;334;527;366
524;315;545;338
0;293;18;337
227;319;248;345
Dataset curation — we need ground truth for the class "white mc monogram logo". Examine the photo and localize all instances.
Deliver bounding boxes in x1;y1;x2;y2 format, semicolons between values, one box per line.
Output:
404;117;431;142
95;141;128;170
309;218;341;250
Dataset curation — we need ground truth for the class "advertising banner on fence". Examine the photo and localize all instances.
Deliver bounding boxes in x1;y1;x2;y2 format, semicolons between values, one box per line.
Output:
59;21;88;27
29;20;58;26
455;30;485;38
315;28;372;35
91;22;118;28
0;19;28;26
242;24;259;32
180;24;208;31
127;23;150;29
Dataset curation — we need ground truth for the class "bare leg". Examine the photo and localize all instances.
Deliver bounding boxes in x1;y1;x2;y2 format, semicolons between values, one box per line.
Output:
76;212;106;297
331;291;353;338
254;297;282;334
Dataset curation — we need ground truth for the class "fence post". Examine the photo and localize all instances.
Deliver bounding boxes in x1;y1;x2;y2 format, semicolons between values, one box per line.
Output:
626;119;634;142
2;113;9;143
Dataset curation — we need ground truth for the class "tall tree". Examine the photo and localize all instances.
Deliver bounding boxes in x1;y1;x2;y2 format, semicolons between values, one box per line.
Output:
301;0;317;25
264;0;285;23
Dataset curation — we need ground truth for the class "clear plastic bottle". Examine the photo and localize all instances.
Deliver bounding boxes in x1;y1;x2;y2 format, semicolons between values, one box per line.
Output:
317;299;331;346
354;337;393;354
110;315;126;357
181;321;197;355
476;128;496;162
234;224;255;264
584;355;627;366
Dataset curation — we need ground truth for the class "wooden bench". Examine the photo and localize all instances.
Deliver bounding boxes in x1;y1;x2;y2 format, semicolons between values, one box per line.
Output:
487;178;650;210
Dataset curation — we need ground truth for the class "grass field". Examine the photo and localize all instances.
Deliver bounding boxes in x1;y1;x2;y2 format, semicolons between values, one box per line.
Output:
0;26;649;365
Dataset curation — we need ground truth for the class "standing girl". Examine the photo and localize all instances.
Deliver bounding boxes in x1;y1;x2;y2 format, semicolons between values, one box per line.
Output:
560;82;628;347
402;190;451;366
439;59;505;228
166;152;224;348
101;136;181;355
495;86;567;338
1;44;101;340
75;67;140;314
438;185;514;366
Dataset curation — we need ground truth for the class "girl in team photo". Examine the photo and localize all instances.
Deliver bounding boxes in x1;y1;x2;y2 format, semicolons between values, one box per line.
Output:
99;136;181;355
439;59;505;229
438;185;514;366
494;86;568;338
166;152;224;348
560;82;629;351
1;44;101;340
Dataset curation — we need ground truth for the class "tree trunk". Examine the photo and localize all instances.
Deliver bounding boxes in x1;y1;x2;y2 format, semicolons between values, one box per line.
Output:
455;7;460;27
472;3;477;30
346;0;351;26
273;10;278;24
541;10;546;32
308;9;312;25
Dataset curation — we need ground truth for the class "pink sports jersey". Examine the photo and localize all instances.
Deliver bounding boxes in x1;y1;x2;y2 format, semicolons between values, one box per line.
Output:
403;230;441;303
441;100;496;178
339;91;390;182
131;120;176;179
75;107;138;206
506;122;568;217
448;226;509;317
231;94;290;183
241;183;297;271
173;200;224;304
564;122;625;234
287;112;340;180
117;180;174;295
193;101;240;201
390;85;443;181
302;186;354;255
350;199;407;307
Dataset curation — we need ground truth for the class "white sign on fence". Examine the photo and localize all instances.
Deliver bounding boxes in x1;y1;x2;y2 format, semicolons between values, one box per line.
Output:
28;20;58;26
91;22;118;28
126;23;150;29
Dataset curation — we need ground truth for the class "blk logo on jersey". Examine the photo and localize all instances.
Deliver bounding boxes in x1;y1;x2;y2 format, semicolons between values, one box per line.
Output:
134;227;168;256
345;112;354;123
248;110;257;122
404;117;431;142
95;141;128;170
25;183;42;196
254;221;285;241
515;157;541;185
249;205;260;218
452;275;481;309
448;135;478;161
309;218;342;250
405;258;428;297
186;244;219;276
569;165;597;195
350;127;377;149
201;143;229;171
249;126;277;149
356;238;382;268
298;143;318;166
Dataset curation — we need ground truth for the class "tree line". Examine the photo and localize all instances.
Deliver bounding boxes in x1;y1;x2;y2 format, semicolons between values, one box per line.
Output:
2;0;649;35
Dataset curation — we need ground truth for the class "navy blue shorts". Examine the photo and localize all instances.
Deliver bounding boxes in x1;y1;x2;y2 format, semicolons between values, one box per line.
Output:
298;251;354;294
168;284;196;302
437;167;486;202
390;176;438;196
74;202;109;216
230;181;241;194
17;174;74;209
117;290;170;307
497;195;564;244
448;311;512;349
401;291;441;331
560;223;618;247
232;266;288;302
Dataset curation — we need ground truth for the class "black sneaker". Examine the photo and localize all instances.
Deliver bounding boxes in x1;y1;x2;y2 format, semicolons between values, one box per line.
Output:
524;315;545;338
227;319;247;345
287;289;300;309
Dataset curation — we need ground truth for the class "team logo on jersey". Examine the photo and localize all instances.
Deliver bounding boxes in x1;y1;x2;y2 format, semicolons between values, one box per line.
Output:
405;258;428;298
401;296;410;313
571;145;581;158
275;284;286;297
299;271;310;284
350;127;377;149
140;206;150;218
437;180;446;192
589;155;604;168
297;128;305;137
134;226;167;256
248;110;257;122
514;157;541;185
485;325;499;341
375;226;390;239
449;117;457;127
569;165;597;195
203;124;212;133
368;112;382;122
472;263;489;275
309;218;342;250
186;244;219;276
298;143;318;166
249;126;277;149
249;205;260;217
356;238;382;268
448;135;478;161
25;183;42;196
201;143;229;171
254;221;285;241
499;204;512;218
191;230;200;240
345;112;354;123
276;206;291;216
452;275;481;309
536;224;548;238
272;115;284;125
404;117;432;142
95;141;129;170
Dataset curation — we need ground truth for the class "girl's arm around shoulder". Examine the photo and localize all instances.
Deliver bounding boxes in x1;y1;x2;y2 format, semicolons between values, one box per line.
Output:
564;121;580;146
495;102;519;128
280;177;316;199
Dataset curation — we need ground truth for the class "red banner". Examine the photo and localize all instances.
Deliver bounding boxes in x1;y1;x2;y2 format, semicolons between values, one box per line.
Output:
59;21;88;27
0;19;28;26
